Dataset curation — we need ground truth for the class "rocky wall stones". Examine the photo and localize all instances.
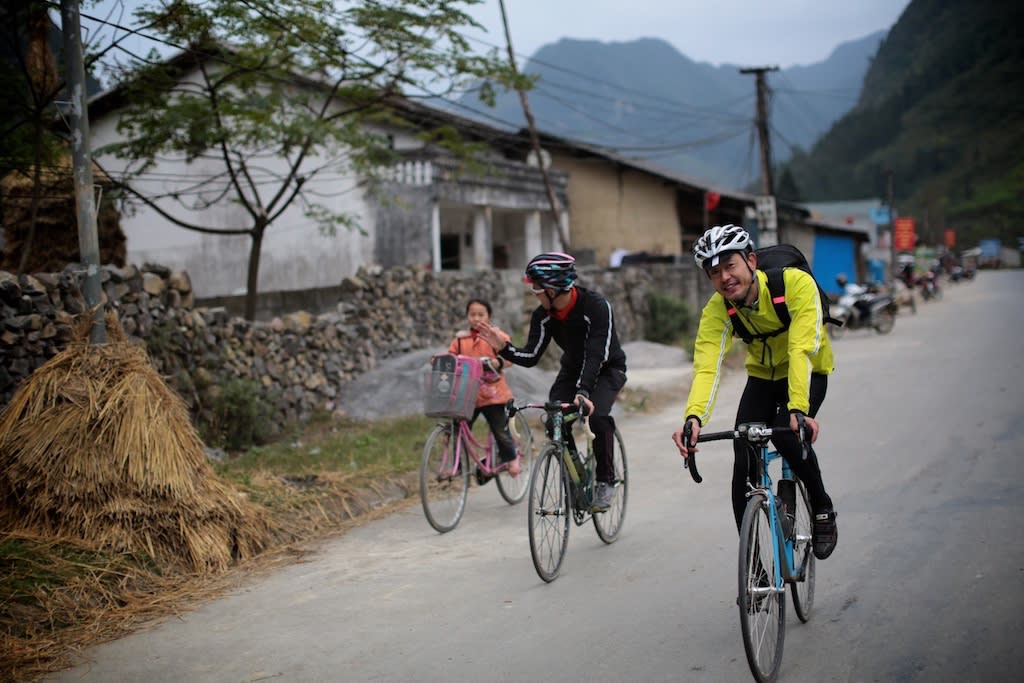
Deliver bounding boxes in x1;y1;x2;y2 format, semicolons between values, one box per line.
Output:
0;262;698;437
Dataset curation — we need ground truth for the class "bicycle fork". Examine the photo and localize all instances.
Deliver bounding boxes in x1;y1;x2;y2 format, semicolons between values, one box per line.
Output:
746;487;789;596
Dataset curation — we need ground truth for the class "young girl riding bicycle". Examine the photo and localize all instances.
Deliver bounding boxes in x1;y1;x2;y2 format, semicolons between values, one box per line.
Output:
448;298;521;477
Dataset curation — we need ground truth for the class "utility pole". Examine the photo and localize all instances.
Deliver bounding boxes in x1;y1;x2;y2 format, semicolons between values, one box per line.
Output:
741;66;779;245
498;0;570;249
886;169;896;282
60;0;105;343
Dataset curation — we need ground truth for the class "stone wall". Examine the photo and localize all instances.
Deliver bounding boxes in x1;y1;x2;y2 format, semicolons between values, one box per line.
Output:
0;261;707;433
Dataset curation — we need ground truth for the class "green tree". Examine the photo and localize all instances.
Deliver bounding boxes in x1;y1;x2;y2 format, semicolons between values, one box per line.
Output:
98;0;521;320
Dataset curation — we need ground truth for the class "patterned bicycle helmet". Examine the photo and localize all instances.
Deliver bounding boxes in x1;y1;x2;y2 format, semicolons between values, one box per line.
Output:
693;224;753;270
524;252;578;292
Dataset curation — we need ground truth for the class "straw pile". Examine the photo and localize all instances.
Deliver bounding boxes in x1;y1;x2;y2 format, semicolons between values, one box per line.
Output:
0;155;126;273
0;312;275;573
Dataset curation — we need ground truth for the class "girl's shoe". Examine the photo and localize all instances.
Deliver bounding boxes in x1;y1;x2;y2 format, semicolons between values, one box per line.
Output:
505;456;521;477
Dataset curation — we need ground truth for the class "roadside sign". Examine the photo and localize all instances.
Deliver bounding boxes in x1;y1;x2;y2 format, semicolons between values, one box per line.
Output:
869;206;892;225
894;217;916;251
755;196;777;231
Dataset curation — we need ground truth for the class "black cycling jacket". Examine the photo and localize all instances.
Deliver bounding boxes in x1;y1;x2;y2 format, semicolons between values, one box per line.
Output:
499;286;627;396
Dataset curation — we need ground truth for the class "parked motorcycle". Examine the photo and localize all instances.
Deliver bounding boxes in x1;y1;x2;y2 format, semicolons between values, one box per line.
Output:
830;286;898;338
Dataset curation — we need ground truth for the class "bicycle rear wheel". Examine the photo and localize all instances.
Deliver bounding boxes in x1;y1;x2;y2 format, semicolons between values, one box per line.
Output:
419;423;469;533
496;411;537;505
528;444;570;582
790;478;816;622
738;492;785;683
593;428;628;543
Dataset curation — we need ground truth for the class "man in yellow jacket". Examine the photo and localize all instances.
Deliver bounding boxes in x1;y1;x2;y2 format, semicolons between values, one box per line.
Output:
671;224;838;561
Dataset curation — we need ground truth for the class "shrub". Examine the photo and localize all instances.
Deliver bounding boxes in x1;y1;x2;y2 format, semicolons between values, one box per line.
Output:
645;292;693;346
203;379;275;451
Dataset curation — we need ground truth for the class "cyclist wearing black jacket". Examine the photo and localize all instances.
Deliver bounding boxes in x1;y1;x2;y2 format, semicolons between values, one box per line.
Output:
476;252;627;511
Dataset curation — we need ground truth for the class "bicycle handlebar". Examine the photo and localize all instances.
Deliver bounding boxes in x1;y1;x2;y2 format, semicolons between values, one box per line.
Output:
682;422;809;485
508;400;588;418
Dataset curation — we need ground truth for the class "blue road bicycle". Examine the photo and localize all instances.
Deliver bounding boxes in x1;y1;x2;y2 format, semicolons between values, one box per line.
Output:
684;422;815;683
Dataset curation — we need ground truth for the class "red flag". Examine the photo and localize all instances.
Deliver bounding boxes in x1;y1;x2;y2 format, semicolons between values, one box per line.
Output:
705;191;721;211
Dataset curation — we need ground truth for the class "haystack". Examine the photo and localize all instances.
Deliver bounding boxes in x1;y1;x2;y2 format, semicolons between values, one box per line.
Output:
0;313;275;573
0;154;126;273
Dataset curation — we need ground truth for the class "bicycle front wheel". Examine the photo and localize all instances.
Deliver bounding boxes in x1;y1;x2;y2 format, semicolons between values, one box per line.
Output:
593;428;628;543
790;478;816;622
419;423;469;533
738;492;785;683
496;411;538;505
528;444;570;582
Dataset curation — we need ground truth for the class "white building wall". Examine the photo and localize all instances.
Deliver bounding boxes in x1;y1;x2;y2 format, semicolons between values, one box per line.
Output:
89;84;427;298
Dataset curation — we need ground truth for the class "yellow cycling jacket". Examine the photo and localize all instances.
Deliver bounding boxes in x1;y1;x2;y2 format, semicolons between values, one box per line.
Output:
684;268;834;424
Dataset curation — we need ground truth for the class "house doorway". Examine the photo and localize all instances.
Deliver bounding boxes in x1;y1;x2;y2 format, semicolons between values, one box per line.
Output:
440;234;460;270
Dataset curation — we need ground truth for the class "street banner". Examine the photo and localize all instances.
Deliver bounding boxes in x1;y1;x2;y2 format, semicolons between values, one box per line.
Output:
894;217;916;251
944;229;956;248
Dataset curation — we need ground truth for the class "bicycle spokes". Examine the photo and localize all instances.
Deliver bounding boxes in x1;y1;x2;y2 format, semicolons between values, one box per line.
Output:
528;446;570;582
739;496;785;682
419;424;469;533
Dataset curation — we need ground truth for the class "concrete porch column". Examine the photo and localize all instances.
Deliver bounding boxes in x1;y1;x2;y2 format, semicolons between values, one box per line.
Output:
430;201;441;271
471;206;491;270
525;210;542;259
556;210;570;252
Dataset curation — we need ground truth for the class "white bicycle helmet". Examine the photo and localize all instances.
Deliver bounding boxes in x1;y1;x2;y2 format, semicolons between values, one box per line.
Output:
693;224;753;269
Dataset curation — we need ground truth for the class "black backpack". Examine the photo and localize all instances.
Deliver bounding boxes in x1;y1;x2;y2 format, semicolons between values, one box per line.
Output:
725;244;843;344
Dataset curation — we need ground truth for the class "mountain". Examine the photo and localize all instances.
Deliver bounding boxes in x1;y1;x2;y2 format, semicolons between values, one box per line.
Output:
457;32;885;188
781;0;1024;247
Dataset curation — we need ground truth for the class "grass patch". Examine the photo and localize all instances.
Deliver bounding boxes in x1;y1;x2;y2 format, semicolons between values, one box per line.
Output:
216;413;435;480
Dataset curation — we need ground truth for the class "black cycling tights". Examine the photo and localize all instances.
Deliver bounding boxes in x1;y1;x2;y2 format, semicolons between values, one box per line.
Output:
731;374;833;530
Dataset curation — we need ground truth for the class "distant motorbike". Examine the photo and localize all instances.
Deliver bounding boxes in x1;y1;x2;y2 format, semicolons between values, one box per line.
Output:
830;287;898;338
949;266;975;283
917;269;943;301
892;279;917;314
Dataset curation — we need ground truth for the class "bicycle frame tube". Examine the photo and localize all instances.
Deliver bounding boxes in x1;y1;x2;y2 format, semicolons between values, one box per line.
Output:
763;449;801;583
453;418;499;474
552;410;586;487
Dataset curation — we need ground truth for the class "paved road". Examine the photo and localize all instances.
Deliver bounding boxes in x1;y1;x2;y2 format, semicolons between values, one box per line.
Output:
48;271;1024;682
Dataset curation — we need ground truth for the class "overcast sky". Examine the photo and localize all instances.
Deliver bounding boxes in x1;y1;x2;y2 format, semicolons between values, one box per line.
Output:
81;0;911;71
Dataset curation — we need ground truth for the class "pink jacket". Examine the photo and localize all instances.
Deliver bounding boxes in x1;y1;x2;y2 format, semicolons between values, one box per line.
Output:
449;331;514;408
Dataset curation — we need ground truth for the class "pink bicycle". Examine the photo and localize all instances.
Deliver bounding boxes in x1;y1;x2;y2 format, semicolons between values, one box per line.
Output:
419;408;537;532
419;354;537;533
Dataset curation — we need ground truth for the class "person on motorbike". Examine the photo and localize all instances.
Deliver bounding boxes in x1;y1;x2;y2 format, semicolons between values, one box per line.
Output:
671;224;838;561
